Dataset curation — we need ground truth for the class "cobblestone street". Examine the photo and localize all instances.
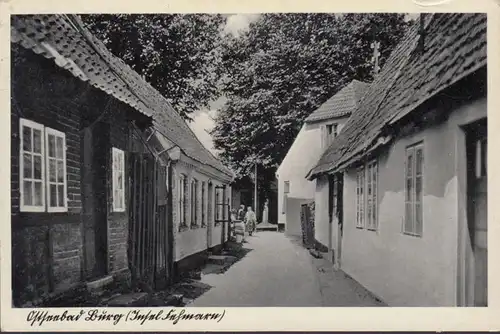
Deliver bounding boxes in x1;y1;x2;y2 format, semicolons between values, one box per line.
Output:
188;231;385;307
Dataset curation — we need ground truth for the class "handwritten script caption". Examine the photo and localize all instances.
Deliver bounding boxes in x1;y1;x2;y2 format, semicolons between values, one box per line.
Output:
27;308;226;327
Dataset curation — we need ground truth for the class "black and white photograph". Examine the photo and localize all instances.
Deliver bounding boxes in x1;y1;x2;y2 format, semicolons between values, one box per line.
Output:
5;7;490;320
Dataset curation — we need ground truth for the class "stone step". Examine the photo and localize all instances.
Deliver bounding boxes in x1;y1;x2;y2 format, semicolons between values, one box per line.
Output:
107;292;149;307
207;255;229;265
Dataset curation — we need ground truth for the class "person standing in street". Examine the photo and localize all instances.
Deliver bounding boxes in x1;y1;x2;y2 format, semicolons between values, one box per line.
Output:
245;206;257;236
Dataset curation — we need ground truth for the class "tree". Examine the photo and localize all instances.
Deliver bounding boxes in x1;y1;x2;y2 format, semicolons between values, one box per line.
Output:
80;14;225;120
212;13;412;201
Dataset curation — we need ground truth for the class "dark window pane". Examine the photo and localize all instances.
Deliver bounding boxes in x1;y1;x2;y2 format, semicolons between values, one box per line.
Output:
415;203;422;235
58;185;64;207
34;181;43;206
49;159;56;182
407;150;413;177
23;154;32;179
23;181;33;206
405;202;413;233
406;178;413;201
33;155;42;180
57;160;64;182
50;184;57;207
33;129;42;154
22;126;32;152
416;147;423;175
416;176;422;202
481;138;487;176
56;136;64;159
48;135;56;158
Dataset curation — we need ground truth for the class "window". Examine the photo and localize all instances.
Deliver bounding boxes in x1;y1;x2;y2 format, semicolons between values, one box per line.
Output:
112;148;125;212
404;143;424;236
284;181;290;194
179;174;187;228
355;167;365;228
366;161;378;230
326;123;338;146
355;160;378;230
20;119;45;212
191;179;199;227
201;181;206;227
20;119;69;213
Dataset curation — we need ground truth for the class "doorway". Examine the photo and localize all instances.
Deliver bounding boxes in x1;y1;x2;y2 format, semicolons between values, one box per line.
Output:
465;119;487;306
81;122;109;279
328;173;343;266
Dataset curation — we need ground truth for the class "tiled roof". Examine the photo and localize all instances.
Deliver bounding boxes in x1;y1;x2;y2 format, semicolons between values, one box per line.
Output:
307;13;487;179
305;80;370;123
11;14;233;178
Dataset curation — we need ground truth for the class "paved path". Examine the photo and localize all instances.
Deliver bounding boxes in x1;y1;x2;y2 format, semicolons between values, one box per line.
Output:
188;232;384;307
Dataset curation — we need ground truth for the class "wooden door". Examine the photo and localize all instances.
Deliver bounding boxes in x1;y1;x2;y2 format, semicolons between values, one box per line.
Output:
81;123;109;279
466;119;487;306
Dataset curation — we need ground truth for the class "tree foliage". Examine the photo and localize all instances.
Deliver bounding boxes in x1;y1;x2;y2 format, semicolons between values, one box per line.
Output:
212;13;412;194
80;14;225;120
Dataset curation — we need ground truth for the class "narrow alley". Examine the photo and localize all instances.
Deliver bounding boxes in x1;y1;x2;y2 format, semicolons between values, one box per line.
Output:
188;232;385;307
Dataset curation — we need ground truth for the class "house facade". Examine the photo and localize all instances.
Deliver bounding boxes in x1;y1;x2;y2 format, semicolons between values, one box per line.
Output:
277;80;369;240
10;14;232;307
307;14;487;306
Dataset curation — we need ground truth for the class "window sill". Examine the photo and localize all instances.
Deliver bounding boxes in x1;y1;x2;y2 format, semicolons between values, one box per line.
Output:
402;231;422;238
356;226;364;229
179;225;189;232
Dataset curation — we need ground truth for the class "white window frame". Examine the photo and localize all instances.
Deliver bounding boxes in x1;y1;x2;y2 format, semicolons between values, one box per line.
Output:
355;166;365;228
355;160;379;230
366;160;378;230
19;119;46;212
111;147;126;212
179;174;187;227
45;127;68;213
404;142;424;236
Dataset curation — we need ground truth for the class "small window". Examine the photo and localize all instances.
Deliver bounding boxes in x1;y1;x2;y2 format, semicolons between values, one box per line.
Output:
20;119;45;212
112;148;125;212
284;181;290;194
404;143;424;236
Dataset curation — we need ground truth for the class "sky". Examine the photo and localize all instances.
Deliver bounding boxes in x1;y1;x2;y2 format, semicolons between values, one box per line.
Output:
188;14;260;156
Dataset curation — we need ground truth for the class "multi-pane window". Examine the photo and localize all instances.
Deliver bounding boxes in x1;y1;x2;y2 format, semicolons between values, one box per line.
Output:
201;181;206;227
366;161;378;230
112;148;125;212
355;160;378;230
404;143;424;236
20;118;68;212
355;167;365;228
179;174;187;228
326;123;338;146
191;179;199;226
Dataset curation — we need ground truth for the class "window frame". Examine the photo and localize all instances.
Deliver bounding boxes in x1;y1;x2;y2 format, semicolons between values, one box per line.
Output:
284;181;290;194
404;142;424;237
366;160;378;231
45;127;68;213
179;174;187;228
111;147;126;213
355;166;365;228
19;118;46;212
191;178;199;227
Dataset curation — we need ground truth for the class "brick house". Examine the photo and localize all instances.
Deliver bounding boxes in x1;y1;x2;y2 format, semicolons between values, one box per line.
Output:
307;14;487;306
10;14;232;307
